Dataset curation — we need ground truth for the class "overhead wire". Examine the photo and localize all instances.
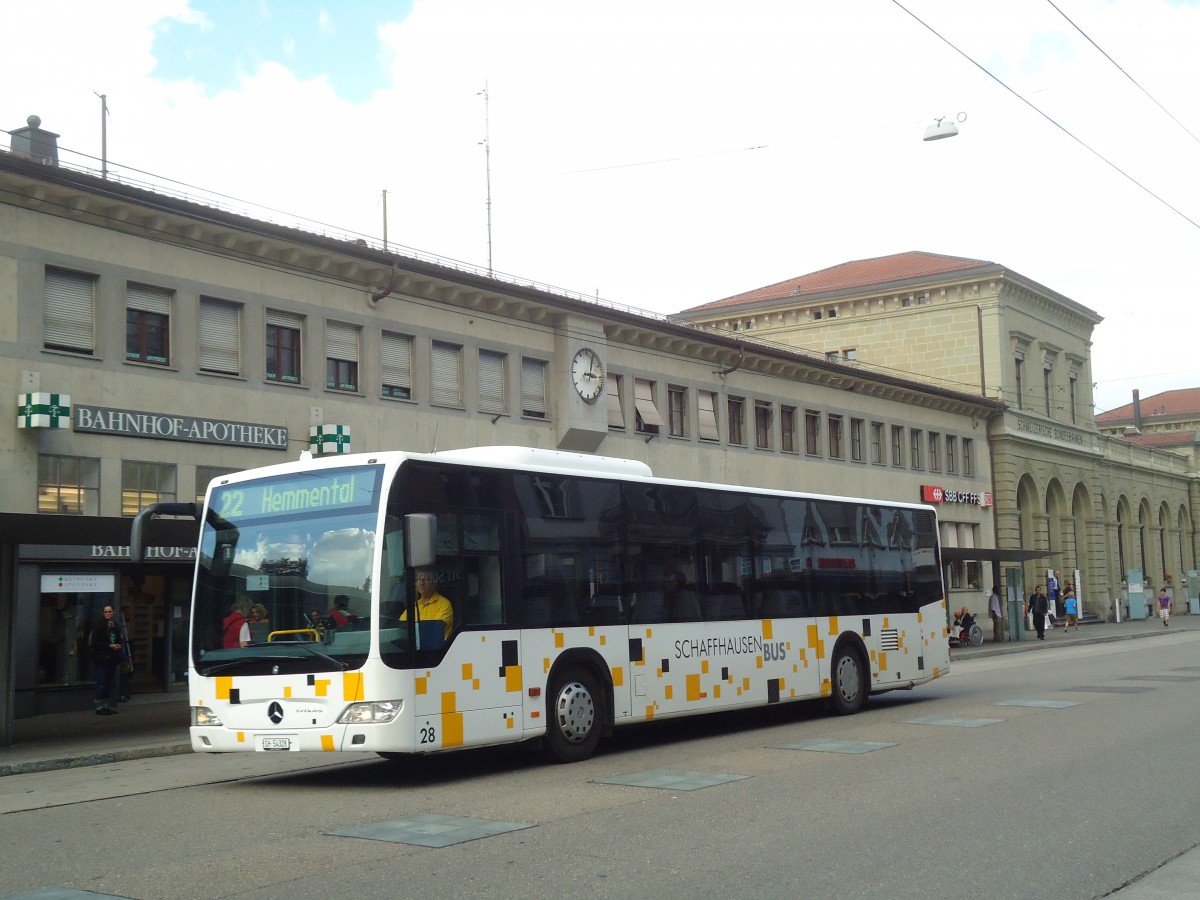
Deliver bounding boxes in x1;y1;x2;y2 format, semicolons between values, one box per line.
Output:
1045;0;1200;149
890;0;1200;232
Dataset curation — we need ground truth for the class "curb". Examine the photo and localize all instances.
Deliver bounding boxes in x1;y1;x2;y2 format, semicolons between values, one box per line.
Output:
0;742;193;777
952;626;1179;661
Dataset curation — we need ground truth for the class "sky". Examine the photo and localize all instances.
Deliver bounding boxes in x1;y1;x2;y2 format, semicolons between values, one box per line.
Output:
4;0;1200;415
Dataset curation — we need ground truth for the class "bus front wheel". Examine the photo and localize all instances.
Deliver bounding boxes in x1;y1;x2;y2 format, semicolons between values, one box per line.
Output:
829;644;867;715
544;667;602;763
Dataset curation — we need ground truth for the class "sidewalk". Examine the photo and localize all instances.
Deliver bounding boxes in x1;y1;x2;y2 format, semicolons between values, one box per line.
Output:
1;616;1194;777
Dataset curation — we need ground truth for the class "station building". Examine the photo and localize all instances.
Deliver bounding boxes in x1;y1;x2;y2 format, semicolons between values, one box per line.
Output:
0;115;1042;728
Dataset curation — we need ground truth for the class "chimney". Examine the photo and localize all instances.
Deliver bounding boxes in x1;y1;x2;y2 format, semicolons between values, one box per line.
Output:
9;115;59;165
1132;389;1142;432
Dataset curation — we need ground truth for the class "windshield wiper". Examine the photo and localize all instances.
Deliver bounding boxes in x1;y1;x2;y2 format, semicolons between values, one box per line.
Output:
198;647;348;675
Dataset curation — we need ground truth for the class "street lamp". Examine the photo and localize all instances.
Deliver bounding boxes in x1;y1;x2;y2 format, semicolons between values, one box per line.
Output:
923;111;966;141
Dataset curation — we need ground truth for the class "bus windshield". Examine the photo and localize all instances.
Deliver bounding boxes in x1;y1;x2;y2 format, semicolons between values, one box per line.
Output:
192;465;383;676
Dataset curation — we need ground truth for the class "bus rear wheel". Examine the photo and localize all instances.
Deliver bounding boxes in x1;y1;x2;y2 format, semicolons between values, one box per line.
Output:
544;667;602;763
829;644;867;715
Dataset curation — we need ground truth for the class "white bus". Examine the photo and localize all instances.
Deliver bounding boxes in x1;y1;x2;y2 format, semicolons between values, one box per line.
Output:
134;446;949;763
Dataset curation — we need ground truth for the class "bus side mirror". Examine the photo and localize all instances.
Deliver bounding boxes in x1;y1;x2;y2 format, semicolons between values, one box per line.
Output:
405;514;437;569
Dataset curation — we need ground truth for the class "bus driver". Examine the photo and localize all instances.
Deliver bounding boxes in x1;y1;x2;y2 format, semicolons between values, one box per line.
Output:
399;568;454;641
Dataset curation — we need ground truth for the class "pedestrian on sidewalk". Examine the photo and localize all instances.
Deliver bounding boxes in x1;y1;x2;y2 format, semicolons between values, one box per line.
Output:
988;586;1005;642
1028;585;1049;640
1063;587;1080;633
89;604;124;715
1158;588;1171;627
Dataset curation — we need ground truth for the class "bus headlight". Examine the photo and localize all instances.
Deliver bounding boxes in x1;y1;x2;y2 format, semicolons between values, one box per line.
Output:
338;700;403;725
192;706;223;727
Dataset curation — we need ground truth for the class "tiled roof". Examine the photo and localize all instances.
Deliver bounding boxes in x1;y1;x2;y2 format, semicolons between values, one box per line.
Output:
681;250;995;314
1096;388;1200;423
1112;430;1198;449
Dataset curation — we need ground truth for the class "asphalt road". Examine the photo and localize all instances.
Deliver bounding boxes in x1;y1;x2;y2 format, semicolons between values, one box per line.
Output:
3;631;1199;900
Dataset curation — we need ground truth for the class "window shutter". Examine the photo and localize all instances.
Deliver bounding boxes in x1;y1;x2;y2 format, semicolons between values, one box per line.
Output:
381;331;412;395
698;391;719;441
44;268;95;352
633;379;665;428
266;309;302;330
431;341;462;406
521;358;546;417
325;320;358;363
479;350;506;414
198;297;241;374
607;375;624;428
126;283;171;315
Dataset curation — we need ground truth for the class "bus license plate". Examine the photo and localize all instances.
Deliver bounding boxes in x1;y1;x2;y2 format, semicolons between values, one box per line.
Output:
261;737;292;751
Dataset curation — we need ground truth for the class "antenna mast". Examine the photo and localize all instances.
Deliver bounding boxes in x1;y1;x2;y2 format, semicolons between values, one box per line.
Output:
479;82;493;276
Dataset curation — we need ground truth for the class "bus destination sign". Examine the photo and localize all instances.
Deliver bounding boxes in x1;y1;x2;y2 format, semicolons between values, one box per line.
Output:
211;467;381;521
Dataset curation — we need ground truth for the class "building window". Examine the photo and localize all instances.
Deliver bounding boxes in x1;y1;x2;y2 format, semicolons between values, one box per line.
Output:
38;454;99;515
381;330;413;399
121;461;177;517
871;422;884;464
668;385;687;437
828;414;844;459
891;425;905;467
928;432;940;471
755;401;773;450
698;389;719;441
44;267;97;355
843;348;858;361
963;438;975;476
946;435;957;475
781;405;797;453
805;410;821;456
727;396;745;445
1044;365;1053;416
910;429;923;469
265;310;303;384
825;351;840;362
1014;354;1024;410
125;283;171;365
850;418;864;462
607;374;625;430
195;466;236;503
478;349;507;416
324;321;360;392
634;379;665;435
431;340;463;407
521;357;547;419
199;296;241;376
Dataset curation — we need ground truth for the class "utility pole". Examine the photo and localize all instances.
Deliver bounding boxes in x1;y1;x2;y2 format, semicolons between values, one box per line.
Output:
95;93;109;179
479;82;493;277
382;189;388;251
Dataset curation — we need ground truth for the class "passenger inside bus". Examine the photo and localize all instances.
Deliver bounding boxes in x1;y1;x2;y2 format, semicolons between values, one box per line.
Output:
399;568;454;641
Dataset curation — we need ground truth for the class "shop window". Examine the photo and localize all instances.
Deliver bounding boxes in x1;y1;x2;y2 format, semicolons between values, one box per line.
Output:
38;454;100;515
122;461;177;517
196;466;236;503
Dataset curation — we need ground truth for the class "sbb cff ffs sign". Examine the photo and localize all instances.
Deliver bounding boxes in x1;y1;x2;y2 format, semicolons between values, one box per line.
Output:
921;485;993;507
